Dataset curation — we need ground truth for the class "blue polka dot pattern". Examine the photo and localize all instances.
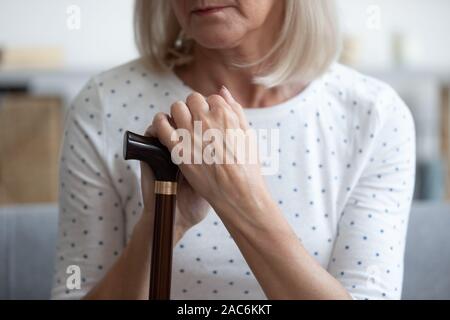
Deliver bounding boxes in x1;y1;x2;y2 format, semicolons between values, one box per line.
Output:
51;61;415;300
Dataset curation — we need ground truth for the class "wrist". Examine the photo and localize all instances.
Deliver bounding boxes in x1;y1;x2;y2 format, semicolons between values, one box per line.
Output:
219;196;297;256
215;188;283;234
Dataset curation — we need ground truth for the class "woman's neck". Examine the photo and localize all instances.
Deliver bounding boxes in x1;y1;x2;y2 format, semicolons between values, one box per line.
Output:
174;46;306;109
174;9;307;110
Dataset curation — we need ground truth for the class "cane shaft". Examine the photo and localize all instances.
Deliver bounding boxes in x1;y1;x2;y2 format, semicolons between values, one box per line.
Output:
149;182;177;300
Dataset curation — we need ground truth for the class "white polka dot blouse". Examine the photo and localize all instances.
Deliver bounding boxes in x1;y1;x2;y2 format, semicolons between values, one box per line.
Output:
51;60;416;300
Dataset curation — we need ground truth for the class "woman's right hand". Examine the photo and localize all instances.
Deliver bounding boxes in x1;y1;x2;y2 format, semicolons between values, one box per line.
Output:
139;127;210;241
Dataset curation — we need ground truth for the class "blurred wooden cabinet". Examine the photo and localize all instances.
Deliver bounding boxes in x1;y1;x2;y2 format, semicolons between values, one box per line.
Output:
0;95;62;205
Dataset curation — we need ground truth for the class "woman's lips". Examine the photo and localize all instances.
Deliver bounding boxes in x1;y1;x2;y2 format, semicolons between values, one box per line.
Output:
192;6;229;16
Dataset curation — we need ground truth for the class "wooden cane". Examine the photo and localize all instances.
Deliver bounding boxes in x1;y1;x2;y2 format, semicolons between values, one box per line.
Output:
123;131;179;300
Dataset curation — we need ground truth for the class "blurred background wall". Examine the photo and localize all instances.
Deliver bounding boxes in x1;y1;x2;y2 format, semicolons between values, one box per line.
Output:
0;0;137;70
1;0;449;70
338;0;450;70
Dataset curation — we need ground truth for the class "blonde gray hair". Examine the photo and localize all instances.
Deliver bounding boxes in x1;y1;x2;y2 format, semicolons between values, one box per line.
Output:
134;0;341;88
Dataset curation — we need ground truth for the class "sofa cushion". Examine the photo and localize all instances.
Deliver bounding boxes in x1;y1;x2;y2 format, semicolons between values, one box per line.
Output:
0;204;58;300
403;202;450;299
0;202;449;299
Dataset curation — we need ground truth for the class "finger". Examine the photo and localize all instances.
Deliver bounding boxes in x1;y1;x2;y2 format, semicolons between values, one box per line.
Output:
144;125;155;137
207;94;233;113
219;85;236;106
152;112;178;150
186;92;210;120
139;161;155;210
171;100;192;130
219;86;249;130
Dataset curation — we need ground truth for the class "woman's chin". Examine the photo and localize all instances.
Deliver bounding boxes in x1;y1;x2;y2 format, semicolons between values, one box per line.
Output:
192;33;243;50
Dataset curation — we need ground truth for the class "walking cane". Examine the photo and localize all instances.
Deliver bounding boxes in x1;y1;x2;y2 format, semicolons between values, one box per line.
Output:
123;131;179;300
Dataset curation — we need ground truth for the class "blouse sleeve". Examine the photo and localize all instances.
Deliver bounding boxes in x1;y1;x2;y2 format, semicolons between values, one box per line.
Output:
327;86;416;300
51;79;126;299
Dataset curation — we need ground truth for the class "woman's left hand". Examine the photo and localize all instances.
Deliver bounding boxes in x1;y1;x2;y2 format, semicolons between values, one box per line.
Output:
149;86;273;224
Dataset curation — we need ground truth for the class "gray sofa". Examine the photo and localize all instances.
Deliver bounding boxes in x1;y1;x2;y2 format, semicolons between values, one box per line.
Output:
0;204;58;300
0;202;449;300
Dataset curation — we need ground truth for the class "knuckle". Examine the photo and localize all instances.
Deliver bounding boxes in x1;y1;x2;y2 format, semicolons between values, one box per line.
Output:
186;92;204;105
171;100;184;113
153;112;166;124
144;125;153;137
207;94;224;106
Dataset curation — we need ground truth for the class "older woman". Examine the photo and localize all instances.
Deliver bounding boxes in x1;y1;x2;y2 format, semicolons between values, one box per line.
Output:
51;0;415;300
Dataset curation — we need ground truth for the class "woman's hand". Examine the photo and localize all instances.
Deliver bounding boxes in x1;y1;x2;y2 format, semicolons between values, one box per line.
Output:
149;86;273;226
144;87;352;301
139;141;210;240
